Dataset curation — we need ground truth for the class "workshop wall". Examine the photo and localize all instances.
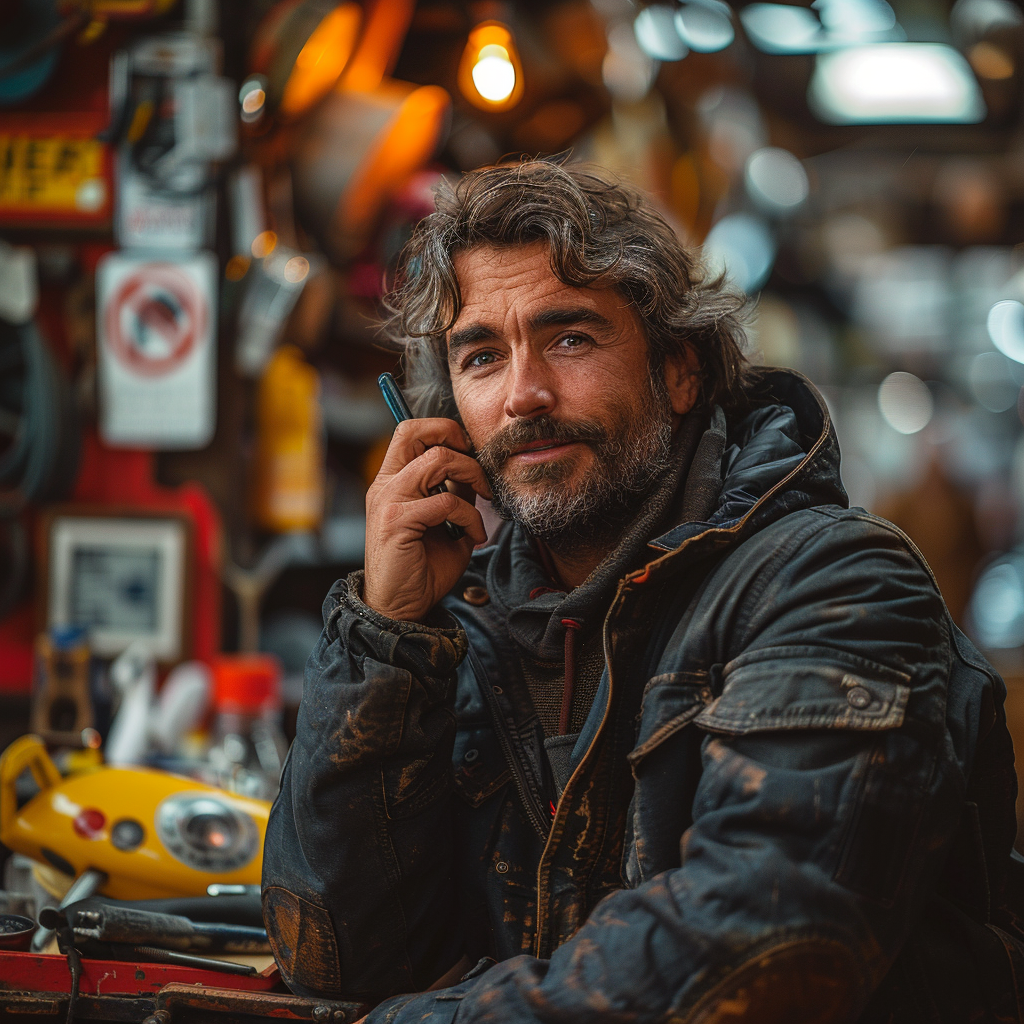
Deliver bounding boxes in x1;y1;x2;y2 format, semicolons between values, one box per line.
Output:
4;0;1024;959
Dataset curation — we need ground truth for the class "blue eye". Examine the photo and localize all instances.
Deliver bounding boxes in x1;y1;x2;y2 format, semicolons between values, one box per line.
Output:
558;334;589;349
469;351;497;366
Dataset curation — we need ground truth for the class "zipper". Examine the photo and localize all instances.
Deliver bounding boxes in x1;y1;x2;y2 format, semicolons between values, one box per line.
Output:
465;645;551;840
532;582;628;958
530;378;834;956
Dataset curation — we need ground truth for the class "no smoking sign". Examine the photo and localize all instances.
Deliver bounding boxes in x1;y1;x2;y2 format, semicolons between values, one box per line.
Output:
106;263;204;376
98;251;217;449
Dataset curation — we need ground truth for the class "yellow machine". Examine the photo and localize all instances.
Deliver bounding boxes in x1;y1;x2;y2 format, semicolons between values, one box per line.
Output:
0;736;270;901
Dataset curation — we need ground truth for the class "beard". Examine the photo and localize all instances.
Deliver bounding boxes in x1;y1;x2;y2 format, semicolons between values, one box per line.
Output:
474;372;675;551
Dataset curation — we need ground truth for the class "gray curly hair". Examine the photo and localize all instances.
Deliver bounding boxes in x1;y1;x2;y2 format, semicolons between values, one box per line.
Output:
380;159;754;417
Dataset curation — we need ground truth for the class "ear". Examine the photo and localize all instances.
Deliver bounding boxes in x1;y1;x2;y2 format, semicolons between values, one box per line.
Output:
663;345;700;417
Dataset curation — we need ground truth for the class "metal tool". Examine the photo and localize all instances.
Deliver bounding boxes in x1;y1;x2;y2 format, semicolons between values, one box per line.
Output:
65;903;271;954
31;868;107;953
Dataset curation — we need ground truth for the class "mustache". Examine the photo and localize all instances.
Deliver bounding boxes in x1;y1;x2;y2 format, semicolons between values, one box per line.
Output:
475;416;608;469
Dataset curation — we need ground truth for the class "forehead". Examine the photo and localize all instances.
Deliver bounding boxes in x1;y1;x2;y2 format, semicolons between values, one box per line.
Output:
450;243;639;329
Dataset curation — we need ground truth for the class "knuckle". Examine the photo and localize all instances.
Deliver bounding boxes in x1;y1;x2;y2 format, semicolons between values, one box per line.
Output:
380;502;405;527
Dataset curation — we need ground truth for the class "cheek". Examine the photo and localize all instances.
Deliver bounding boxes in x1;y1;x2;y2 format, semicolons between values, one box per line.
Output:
451;382;497;449
584;371;652;421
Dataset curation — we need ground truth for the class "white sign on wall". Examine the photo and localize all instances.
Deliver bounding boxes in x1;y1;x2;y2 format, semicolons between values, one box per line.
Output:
97;250;217;449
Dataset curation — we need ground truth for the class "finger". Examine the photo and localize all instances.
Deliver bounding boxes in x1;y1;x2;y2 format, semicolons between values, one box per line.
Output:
384;444;493;502
394;491;488;546
451;479;479;507
378;418;471;475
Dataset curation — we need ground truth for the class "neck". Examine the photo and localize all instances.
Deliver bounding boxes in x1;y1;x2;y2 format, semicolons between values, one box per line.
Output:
535;535;616;590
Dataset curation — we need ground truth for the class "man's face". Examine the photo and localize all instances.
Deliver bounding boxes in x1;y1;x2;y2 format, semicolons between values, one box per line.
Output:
447;243;677;543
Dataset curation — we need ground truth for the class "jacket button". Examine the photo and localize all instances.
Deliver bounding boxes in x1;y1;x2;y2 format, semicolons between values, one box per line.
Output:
495;861;509;874
463;586;489;606
847;686;872;710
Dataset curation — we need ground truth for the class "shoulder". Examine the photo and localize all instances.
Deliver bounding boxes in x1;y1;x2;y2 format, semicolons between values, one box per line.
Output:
702;505;949;669
732;505;940;593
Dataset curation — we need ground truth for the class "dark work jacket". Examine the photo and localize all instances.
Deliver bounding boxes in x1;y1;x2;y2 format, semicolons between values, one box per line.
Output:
263;369;1024;1023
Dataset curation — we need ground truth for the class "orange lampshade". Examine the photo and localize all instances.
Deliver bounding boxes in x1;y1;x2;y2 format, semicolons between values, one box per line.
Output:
292;81;451;263
250;0;362;119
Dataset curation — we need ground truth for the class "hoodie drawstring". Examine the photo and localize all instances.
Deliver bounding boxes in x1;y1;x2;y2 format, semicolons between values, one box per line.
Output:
559;619;582;735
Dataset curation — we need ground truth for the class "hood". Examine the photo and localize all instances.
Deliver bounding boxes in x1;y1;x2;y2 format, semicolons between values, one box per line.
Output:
647;368;847;555
473;368;848;662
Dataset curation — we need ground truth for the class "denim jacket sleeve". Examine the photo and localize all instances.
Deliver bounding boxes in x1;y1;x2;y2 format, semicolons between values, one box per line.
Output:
262;571;470;1004
359;512;980;1024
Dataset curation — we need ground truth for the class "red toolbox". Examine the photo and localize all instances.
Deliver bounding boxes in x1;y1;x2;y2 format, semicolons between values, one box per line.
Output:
0;952;365;1022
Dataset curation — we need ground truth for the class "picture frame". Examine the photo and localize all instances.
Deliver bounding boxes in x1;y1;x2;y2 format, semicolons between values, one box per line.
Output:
38;506;193;664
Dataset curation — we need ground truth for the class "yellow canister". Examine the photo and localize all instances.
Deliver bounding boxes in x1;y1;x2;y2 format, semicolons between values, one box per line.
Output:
0;736;269;900
252;344;325;532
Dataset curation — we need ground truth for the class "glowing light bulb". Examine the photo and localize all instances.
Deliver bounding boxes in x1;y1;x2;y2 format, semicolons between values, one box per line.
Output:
472;44;516;102
459;22;524;111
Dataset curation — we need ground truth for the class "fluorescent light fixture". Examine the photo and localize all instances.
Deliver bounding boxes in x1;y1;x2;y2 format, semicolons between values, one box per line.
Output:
745;147;809;212
675;1;735;52
741;0;900;54
877;371;933;434
970;558;1024;649
703;213;775;293
741;4;824;53
635;5;688;61
809;44;986;124
988;300;1024;363
814;0;896;37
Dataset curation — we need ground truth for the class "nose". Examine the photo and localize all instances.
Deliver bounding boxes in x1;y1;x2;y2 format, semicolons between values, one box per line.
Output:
503;350;556;420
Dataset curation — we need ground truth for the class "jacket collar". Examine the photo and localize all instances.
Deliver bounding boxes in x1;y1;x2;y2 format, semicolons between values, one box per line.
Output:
647;368;846;556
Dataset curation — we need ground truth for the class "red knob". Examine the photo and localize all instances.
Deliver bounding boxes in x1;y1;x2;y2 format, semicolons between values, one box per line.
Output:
72;808;106;840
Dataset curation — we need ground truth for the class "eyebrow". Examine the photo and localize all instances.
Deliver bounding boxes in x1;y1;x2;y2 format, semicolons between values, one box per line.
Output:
448;306;616;358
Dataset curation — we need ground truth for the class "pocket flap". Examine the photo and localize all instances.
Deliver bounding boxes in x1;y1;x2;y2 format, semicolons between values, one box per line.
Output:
695;654;911;735
452;728;510;807
628;671;712;766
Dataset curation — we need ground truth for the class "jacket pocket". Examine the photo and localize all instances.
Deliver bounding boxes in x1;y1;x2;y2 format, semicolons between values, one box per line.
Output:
624;671;713;885
694;646;911;735
693;647;921;909
627;670;713;773
451;726;510;808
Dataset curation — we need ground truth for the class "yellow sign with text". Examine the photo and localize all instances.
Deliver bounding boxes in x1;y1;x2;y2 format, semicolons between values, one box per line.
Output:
0;136;109;217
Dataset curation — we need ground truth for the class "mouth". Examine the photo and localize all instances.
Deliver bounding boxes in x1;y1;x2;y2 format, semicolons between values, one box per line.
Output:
508;440;585;464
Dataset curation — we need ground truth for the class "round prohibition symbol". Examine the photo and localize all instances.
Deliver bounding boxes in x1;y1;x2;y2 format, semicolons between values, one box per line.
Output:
105;263;207;377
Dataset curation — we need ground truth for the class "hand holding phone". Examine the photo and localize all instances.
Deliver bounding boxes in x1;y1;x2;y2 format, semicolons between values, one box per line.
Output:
361;374;491;623
379;374;464;541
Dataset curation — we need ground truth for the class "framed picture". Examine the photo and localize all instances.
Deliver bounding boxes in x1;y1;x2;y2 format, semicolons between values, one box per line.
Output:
40;507;193;663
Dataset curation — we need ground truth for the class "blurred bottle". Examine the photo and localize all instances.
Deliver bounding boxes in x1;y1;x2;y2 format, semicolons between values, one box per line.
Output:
252;345;325;532
205;654;288;801
32;626;94;746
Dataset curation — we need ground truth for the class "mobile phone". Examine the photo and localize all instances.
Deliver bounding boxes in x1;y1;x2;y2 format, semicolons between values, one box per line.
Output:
378;373;465;541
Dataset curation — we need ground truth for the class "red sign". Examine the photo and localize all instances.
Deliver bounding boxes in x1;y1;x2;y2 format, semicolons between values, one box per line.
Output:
104;263;207;377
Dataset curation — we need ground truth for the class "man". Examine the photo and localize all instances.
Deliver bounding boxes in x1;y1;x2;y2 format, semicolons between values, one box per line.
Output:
263;161;1023;1022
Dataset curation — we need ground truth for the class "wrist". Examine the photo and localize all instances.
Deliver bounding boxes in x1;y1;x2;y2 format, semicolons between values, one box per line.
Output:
362;577;429;625
341;572;468;674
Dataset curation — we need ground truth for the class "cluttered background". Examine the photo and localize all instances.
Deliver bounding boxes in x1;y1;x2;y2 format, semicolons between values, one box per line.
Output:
3;0;1024;1008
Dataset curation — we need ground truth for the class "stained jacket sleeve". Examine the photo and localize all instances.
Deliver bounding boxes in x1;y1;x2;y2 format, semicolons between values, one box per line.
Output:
262;571;469;1003
361;512;986;1023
